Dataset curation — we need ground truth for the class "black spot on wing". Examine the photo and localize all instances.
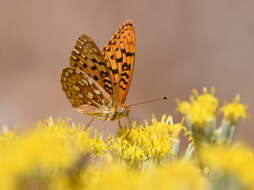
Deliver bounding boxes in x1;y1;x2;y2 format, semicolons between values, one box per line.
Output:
91;58;98;63
100;71;109;77
121;49;126;54
116;57;123;63
103;78;112;85
93;75;99;81
91;65;97;70
120;49;134;57
103;84;113;94
111;68;119;74
119;78;128;85
126;52;134;56
120;72;130;79
98;62;106;66
122;63;131;71
119;85;127;90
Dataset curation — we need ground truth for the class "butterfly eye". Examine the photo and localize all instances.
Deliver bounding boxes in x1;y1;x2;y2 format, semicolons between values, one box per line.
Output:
119;107;125;113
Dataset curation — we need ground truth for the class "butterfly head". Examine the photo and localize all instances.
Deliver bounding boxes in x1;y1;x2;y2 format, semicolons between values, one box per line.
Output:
115;104;129;119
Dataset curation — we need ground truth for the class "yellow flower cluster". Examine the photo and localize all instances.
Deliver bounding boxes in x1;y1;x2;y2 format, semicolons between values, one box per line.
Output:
0;118;107;190
221;95;248;124
109;115;184;166
177;88;218;127
37;117;108;157
178;88;247;128
200;145;254;189
81;161;206;190
0;116;200;190
0;88;250;190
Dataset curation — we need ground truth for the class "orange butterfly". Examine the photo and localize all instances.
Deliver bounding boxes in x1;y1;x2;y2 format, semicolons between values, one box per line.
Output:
60;21;135;120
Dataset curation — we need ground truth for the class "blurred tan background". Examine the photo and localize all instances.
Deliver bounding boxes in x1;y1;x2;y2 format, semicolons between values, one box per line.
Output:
1;0;254;144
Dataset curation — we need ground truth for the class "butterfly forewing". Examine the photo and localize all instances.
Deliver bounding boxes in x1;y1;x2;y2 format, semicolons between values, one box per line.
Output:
102;21;136;105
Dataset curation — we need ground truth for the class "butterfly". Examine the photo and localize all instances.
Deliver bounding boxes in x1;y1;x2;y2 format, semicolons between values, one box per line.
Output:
60;21;135;121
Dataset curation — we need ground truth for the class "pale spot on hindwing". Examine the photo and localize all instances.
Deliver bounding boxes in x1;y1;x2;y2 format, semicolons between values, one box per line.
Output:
94;89;101;95
73;85;80;91
62;83;68;90
78;94;84;98
64;72;70;77
81;79;89;86
75;69;81;74
77;80;85;86
87;79;93;86
62;77;67;82
86;91;94;99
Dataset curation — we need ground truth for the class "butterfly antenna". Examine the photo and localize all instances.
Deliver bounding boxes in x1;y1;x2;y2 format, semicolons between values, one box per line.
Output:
129;96;168;107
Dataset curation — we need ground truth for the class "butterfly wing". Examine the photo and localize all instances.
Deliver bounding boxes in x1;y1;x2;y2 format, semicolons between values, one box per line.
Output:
102;21;136;105
69;34;117;103
61;67;114;119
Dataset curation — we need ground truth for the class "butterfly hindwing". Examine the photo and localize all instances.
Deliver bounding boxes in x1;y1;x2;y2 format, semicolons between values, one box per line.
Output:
102;21;136;104
61;67;113;118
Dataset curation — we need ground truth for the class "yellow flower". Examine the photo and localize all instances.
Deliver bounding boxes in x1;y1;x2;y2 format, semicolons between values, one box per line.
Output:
142;160;207;190
109;115;184;166
0;117;108;190
220;95;247;124
82;161;206;190
177;87;218;128
200;144;254;189
83;163;141;190
0;125;16;146
37;117;108;157
0;129;76;190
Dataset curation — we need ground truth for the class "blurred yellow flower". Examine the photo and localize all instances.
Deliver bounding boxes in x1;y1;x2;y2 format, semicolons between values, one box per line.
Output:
0;125;16;146
84;163;141;190
142;160;207;190
0;129;76;189
220;95;247;124
200;144;254;189
82;161;206;190
37;117;108;157
0;117;107;190
177;88;218;128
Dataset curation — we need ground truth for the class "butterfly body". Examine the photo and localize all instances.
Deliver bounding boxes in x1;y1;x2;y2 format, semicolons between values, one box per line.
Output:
60;21;135;121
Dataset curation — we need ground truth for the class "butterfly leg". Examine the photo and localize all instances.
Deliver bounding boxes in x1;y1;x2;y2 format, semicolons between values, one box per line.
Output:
118;117;131;129
127;115;131;127
118;119;123;128
85;118;95;129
